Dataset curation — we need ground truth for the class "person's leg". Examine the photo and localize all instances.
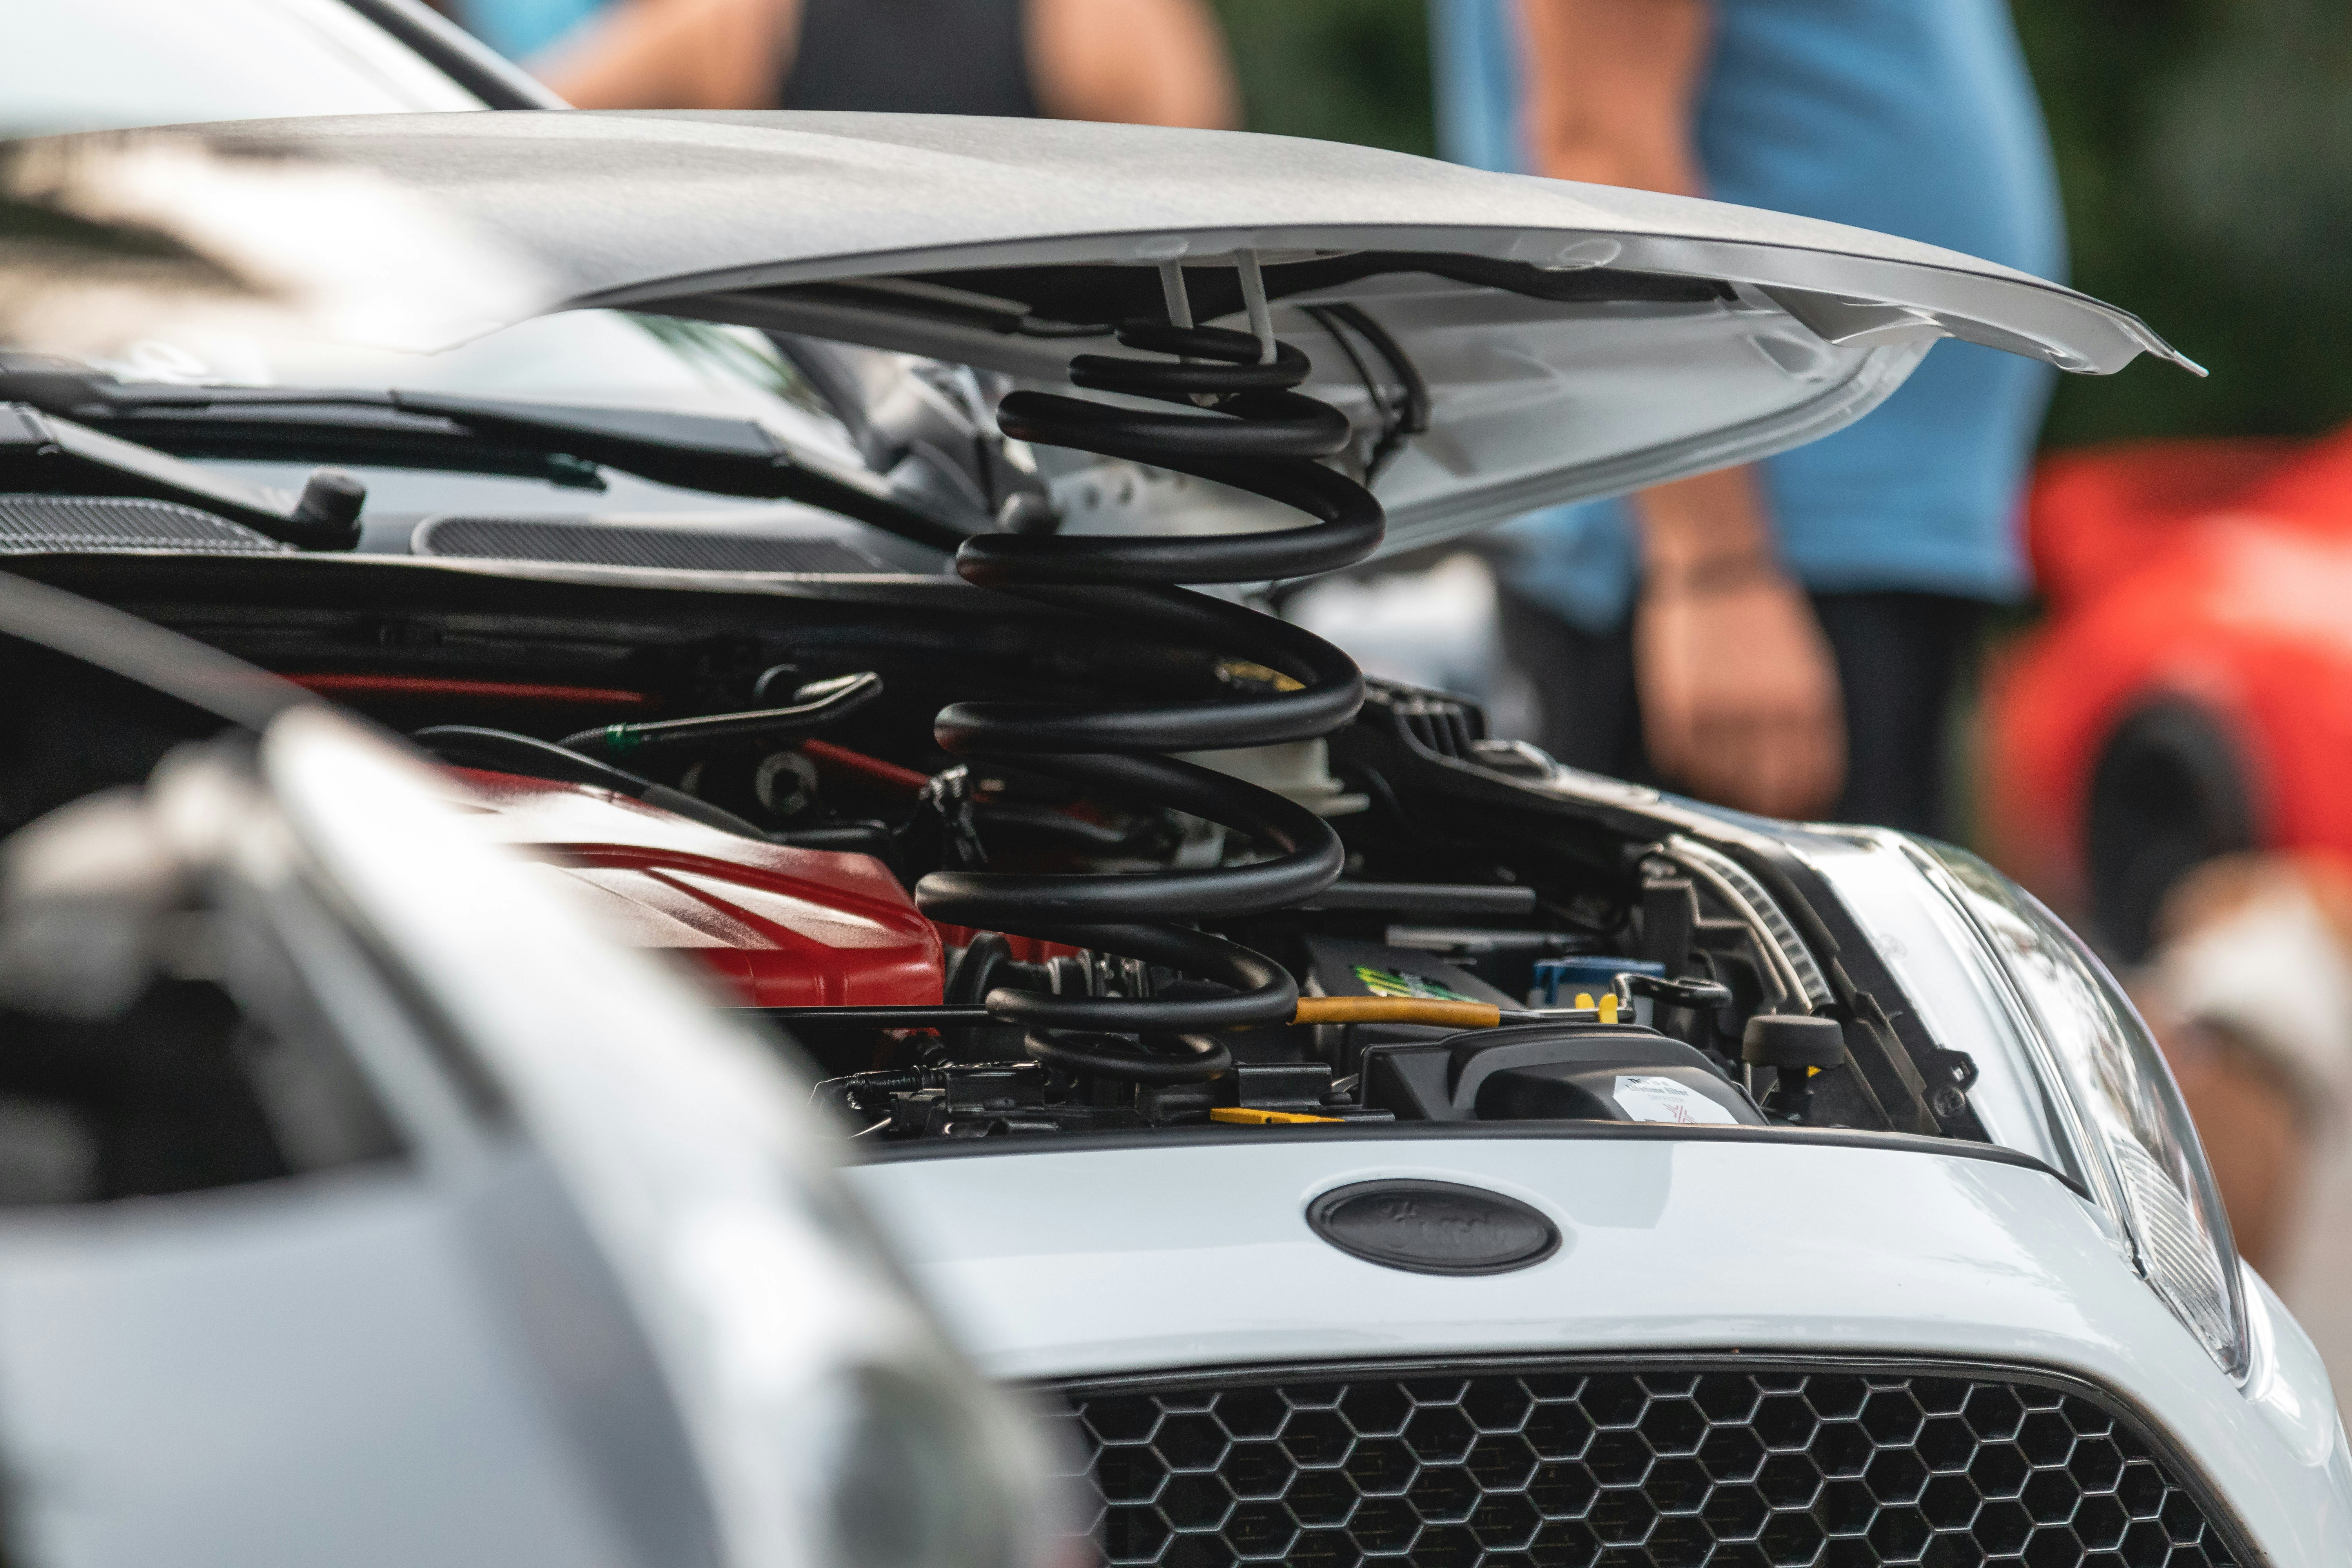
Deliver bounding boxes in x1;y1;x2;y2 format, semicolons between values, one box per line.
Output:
1491;586;1650;783
1807;591;1987;837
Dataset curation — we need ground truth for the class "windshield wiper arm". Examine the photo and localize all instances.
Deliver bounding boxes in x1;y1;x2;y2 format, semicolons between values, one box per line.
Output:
0;403;366;549
391;391;962;549
0;363;970;553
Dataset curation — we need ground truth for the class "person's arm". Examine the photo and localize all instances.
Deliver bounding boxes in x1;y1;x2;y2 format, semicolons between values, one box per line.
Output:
1029;0;1238;129
539;0;793;109
1517;0;1845;819
1518;0;1708;191
1630;469;1845;817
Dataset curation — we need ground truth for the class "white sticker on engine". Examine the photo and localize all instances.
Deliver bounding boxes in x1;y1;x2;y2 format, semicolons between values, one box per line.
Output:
1612;1074;1737;1126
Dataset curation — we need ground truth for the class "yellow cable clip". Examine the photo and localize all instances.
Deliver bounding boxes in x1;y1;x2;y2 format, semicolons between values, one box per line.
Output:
1209;1107;1343;1125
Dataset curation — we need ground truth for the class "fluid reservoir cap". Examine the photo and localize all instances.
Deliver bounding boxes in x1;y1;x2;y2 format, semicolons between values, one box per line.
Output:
1307;1179;1561;1276
1742;1013;1847;1069
289;466;365;549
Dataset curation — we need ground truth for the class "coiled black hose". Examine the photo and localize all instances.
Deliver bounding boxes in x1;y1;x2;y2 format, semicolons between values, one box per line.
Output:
912;310;1384;1082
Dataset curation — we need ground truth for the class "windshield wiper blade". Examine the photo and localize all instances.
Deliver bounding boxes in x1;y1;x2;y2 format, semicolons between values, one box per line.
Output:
391;390;957;539
0;362;971;553
0;403;364;548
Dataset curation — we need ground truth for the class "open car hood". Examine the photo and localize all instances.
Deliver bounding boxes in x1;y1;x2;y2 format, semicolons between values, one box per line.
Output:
51;111;2196;555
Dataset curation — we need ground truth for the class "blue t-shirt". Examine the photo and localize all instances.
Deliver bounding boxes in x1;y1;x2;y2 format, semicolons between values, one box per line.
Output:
1430;0;2066;628
462;0;607;62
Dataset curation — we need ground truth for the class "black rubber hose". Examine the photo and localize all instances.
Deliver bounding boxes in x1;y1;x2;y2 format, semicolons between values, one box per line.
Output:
561;671;883;759
415;724;772;839
911;317;1386;1070
1026;1030;1233;1083
945;931;1013;1005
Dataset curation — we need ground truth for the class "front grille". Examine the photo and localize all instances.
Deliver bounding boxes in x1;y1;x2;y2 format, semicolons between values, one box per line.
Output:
412;514;886;573
1045;1359;2242;1568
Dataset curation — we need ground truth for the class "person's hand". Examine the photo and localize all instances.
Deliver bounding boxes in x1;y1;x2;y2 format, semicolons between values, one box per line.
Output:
1633;566;1846;818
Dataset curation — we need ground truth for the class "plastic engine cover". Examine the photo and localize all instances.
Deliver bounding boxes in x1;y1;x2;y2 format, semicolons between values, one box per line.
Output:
1362;1024;1765;1125
448;768;943;1006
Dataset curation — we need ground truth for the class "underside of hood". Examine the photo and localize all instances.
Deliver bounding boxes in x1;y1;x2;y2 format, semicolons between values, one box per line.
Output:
32;111;2197;555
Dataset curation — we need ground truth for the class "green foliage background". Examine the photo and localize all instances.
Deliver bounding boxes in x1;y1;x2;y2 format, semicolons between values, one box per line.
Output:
1209;0;1437;156
1206;0;2352;450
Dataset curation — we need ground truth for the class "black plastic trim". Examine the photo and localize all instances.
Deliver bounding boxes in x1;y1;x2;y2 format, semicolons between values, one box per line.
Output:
0;566;307;730
852;1117;2089;1197
1704;831;1964;1137
337;0;566;109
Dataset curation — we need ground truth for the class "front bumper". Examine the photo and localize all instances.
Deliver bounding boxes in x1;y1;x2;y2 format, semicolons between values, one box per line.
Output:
845;1134;2352;1564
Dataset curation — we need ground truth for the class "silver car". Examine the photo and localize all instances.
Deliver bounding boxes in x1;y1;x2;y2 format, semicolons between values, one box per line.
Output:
0;16;2339;1567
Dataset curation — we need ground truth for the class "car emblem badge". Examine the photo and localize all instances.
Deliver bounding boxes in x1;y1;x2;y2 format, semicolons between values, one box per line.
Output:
1306;1180;1561;1276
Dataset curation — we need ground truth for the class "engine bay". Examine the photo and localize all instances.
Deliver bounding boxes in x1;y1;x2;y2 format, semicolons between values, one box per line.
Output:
443;653;1976;1149
0;248;1995;1165
0;551;1985;1158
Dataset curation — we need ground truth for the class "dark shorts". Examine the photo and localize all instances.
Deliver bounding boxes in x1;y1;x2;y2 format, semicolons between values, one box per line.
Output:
1494;588;1989;838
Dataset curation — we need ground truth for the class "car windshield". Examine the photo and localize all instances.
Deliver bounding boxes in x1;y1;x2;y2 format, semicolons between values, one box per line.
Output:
105;309;869;477
0;0;918;546
0;0;484;137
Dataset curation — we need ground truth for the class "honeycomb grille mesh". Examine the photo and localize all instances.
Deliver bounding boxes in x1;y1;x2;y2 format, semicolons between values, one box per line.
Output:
1045;1360;2240;1568
0;495;285;554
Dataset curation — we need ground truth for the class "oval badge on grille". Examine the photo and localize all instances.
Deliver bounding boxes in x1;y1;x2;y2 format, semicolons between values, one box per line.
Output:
1306;1180;1560;1275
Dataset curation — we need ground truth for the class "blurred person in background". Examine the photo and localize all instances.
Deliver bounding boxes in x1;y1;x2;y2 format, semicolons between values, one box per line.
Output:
536;0;1235;125
1430;0;2063;835
434;0;612;63
2141;853;2352;1276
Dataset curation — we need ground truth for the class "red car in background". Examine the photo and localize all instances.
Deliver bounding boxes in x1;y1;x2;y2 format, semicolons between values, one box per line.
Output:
1984;423;2352;960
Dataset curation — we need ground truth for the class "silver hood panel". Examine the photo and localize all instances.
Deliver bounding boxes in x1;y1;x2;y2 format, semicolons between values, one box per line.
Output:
23;111;2197;551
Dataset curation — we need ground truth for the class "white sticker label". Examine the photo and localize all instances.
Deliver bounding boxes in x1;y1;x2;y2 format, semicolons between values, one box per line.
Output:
1612;1074;1738;1126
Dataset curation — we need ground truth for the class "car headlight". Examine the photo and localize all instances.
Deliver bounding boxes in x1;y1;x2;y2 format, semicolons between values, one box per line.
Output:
1902;840;2249;1377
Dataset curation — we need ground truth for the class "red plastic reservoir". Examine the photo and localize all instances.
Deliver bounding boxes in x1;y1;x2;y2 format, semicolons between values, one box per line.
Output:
450;768;943;1007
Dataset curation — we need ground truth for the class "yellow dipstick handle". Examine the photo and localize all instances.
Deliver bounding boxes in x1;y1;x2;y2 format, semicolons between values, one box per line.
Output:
1210;1107;1343;1125
1290;996;1504;1028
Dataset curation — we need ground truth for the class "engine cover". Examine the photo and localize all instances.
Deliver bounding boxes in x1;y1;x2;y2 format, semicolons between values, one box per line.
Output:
448;768;942;1007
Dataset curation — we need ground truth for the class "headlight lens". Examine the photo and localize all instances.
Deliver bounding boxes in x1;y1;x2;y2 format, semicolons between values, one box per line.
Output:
1907;841;2248;1377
